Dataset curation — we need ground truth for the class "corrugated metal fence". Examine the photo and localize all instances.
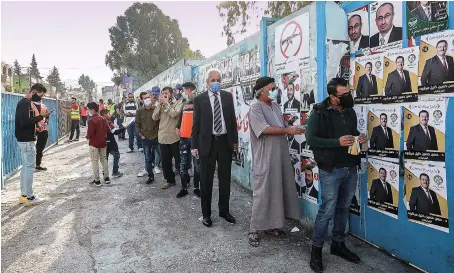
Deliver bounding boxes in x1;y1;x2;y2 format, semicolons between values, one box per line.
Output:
1;92;71;187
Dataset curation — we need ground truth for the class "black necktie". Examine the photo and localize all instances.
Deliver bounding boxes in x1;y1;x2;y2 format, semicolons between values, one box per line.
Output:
213;94;222;134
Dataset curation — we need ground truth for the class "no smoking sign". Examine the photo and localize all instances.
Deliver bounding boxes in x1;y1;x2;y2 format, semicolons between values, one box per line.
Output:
280;21;303;59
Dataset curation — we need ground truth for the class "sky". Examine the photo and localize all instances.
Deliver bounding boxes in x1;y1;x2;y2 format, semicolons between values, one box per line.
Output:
1;1;264;94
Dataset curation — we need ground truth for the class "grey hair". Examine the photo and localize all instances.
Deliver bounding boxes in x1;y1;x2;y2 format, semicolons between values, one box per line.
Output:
206;68;222;82
255;88;264;99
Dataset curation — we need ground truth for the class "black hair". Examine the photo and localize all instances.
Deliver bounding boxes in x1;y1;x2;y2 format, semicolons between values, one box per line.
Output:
378;2;394;14
420;173;430;180
436;40;448;48
419;110;429;117
87;102;99;112
99;99;104;103
182;82;196;91
31;83;47;93
380;113;388;119
349;14;362;24
71;97;77;101
365;62;373;68
162;86;173;94
100;109;109;116
139;91;148;100
327;77;348;96
379;168;387;173
396;56;404;63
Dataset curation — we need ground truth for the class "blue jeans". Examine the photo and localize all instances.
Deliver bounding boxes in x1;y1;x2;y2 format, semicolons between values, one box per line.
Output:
142;139;157;179
18;141;36;197
107;149;120;174
179;138;200;189
127;121;142;150
312;166;358;247
116;118;125;139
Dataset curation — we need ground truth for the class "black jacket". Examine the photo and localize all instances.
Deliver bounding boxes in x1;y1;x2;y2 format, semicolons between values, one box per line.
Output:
385;69;412;96
192;91;238;157
15;98;44;142
421;55;454;86
370;26;403;48
370;125;394;150
106;120;126;151
356;74;378;98
370;179;393;204
409;186;441;215
406;124;438;151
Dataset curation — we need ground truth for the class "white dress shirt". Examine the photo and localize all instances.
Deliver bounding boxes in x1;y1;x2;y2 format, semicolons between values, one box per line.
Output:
438;55;449;70
350;34;363;52
421;4;431;20
420;124;431;139
209;91;227;135
380;179;388;193
379;25;394;45
382;126;388;138
305;184;314;195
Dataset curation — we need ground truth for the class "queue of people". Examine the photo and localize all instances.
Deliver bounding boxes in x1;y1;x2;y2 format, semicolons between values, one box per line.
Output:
15;74;363;273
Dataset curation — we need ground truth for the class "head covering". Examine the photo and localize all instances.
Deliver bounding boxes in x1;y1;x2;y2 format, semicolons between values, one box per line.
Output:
151;86;160;95
253;76;275;97
175;84;183;91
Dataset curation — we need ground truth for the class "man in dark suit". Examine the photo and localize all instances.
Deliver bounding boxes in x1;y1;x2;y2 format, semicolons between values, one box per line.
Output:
370;3;403;48
288;135;301;155
421;40;454;86
412;1;433;22
370;113;394;150
348;14;370;52
356;62;378;98
406;110;438;151
369;168;393;204
192;68;238;227
283;83;301;112
409;173;441;215
385;56;412;96
301;168;318;201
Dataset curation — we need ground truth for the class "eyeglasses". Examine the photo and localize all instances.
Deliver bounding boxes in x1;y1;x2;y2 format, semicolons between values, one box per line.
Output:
376;13;392;22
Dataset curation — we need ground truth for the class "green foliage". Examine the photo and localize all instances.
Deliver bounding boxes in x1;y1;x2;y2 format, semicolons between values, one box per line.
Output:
78;74;96;102
217;1;313;46
181;48;205;60
105;2;191;87
13;59;22;87
111;74;123;87
30;54;41;79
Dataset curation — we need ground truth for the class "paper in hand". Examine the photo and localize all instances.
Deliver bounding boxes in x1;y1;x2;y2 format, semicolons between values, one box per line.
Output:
348;136;360;155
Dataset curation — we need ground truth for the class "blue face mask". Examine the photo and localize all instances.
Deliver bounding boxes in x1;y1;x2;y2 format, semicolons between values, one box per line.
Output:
268;87;278;101
173;93;180;99
210;82;221;93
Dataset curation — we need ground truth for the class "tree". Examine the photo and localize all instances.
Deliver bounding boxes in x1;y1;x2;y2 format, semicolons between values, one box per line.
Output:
181;48;205;60
30;54;41;80
78;74;96;102
105;2;190;87
13;59;22;87
217;1;313;46
47;66;64;94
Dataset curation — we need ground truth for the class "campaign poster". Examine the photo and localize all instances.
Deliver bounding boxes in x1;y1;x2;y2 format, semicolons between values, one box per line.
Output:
297;156;319;204
406;1;448;38
353;53;385;104
383;47;420;103
348;5;370;53
367;105;401;158
122;75;133;95
349;174;361;215
418;30;454;95
369;1;403;52
299;66;316;112
353;105;368;155
274;12;310;74
403;96;446;161
279;71;302;126
404;159;448;233
367;157;399;219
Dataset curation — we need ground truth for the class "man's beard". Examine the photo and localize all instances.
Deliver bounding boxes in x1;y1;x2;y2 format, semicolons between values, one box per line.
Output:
305;180;313;187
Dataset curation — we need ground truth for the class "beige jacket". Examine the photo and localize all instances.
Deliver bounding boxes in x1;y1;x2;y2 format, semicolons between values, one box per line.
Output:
152;99;183;144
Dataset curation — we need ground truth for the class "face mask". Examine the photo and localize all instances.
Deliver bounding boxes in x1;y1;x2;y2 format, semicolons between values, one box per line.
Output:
173;93;180;99
182;92;189;101
31;93;41;102
209;82;221;93
144;98;152;106
337;92;354;108
268;87;278;101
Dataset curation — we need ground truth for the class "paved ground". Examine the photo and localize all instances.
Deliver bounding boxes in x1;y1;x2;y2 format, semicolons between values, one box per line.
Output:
1;128;418;273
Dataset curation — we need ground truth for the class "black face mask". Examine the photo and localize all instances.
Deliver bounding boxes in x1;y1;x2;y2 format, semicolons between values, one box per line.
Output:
31;93;41;102
337;92;354;108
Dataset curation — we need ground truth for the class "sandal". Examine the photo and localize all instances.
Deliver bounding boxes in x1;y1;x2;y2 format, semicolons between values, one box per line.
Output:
248;231;260;247
264;229;287;238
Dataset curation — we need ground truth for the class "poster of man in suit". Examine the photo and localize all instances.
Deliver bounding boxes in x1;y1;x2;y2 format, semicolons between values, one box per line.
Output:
349;174;361;216
368;105;401;158
348;6;370;53
404;97;446;161
405;159;448;232
280;71;302;125
419;30;454;95
369;2;403;51
353;105;368;155
367;157;399;218
296;156;319;204
354;53;384;104
406;1;448;37
383;47;419;103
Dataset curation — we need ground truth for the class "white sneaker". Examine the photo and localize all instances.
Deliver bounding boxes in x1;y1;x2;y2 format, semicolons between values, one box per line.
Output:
24;197;44;207
138;148;144;152
153;166;162;174
137;169;148;177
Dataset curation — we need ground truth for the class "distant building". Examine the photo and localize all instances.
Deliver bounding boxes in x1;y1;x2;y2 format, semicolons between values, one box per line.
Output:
102;85;119;102
1;62;14;90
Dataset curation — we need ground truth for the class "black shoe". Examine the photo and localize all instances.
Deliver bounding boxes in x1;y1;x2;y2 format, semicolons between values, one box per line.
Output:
202;217;212;227
36;166;47;171
310;245;324;272
193;188;201;198
146;178;154;184
93;180;102;187
74;138;79;141
219;213;236;224
176;189;188;198
330;241;360;264
112;172;123;178
104;177;111;184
